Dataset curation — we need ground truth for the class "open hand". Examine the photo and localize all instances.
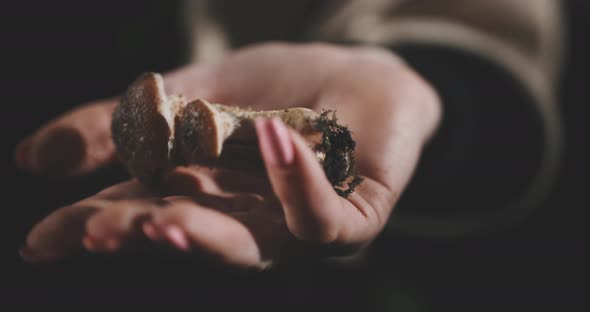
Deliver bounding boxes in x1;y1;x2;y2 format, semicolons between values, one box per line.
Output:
17;43;441;268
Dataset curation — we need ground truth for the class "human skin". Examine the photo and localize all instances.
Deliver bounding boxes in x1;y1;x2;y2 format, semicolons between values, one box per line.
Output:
15;43;441;269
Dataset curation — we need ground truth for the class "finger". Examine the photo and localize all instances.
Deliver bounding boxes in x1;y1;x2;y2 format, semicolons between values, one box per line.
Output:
94;180;155;201
20;180;152;263
14;100;117;176
20;203;100;263
157;160;274;217
208;167;271;194
163;166;271;196
84;198;167;253
255;118;366;243
147;197;266;268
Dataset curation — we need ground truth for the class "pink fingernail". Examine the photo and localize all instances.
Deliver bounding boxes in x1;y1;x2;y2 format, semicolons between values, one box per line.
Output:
163;226;190;251
82;235;97;252
142;222;161;241
104;238;120;251
255;118;294;167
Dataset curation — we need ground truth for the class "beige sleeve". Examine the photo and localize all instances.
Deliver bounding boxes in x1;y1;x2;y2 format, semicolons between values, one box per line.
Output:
312;0;565;238
315;0;563;104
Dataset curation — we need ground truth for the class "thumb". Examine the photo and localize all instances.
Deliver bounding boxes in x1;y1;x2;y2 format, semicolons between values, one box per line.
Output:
14;100;118;176
255;118;347;243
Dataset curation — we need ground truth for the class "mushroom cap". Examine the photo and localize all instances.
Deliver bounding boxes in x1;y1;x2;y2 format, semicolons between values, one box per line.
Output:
176;98;236;165
111;72;176;186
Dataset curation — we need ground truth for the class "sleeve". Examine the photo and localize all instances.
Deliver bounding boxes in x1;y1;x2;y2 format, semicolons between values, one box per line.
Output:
311;0;565;238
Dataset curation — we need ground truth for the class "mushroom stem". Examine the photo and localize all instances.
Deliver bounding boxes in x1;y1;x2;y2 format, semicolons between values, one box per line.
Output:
175;98;325;166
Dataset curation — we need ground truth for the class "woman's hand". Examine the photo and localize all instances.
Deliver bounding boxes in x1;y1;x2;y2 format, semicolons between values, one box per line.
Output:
17;43;441;268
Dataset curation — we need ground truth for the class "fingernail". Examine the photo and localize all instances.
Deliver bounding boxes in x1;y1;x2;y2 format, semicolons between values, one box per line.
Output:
255;118;294;167
142;222;161;241
15;138;32;169
18;246;37;263
82;235;97;252
104;238;120;251
163;226;190;251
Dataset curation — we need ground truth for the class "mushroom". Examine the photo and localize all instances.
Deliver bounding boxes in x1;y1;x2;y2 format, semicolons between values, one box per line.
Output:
111;73;181;186
111;72;363;197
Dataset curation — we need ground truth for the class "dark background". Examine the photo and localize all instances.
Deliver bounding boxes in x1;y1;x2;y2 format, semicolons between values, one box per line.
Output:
1;1;588;310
